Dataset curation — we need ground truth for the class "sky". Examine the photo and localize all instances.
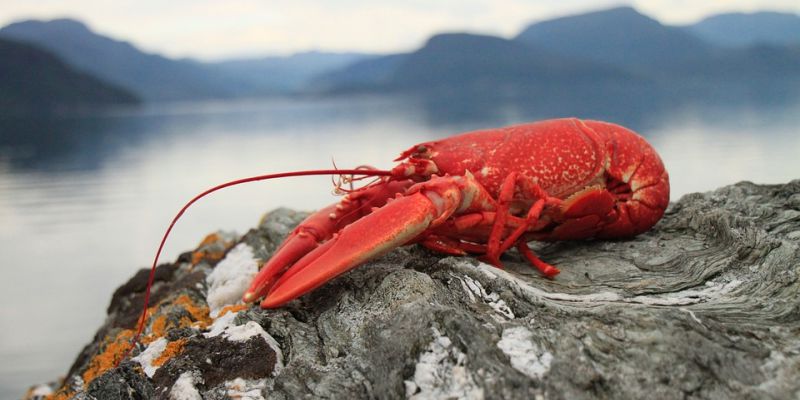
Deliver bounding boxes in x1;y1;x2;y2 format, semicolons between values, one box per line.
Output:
2;0;799;60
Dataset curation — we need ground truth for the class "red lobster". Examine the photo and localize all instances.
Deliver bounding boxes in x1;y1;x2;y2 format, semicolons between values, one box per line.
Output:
138;118;668;329
242;118;669;307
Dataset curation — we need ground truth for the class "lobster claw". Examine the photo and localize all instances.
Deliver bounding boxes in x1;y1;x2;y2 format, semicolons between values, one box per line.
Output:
259;176;472;308
259;191;438;308
242;220;325;302
242;179;416;306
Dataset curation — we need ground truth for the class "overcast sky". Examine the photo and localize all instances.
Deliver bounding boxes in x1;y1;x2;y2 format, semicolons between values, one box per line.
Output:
2;1;798;60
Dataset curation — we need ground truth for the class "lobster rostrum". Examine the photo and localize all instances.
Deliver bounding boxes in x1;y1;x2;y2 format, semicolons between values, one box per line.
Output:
239;118;670;308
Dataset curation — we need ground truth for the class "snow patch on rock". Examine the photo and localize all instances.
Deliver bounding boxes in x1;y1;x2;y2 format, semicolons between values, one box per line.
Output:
404;327;484;400
224;377;267;400
206;243;259;317
170;371;203;400
29;384;53;397
204;309;238;338
204;314;284;376
132;337;168;378
497;326;553;379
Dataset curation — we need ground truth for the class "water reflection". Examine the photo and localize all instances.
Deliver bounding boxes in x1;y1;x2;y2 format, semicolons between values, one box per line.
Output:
0;93;798;397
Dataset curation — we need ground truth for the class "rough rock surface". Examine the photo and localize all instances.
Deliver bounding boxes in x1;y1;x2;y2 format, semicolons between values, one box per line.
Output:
27;180;800;400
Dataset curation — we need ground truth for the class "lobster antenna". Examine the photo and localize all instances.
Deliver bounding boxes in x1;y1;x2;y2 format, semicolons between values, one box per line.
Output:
118;168;393;366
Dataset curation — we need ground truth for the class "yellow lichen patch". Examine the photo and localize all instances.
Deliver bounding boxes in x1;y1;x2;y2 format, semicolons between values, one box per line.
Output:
43;386;72;400
190;233;234;265
152;338;188;367
139;295;212;345
198;233;221;247
192;249;226;266
81;330;134;385
218;303;250;317
147;315;169;340
172;294;213;329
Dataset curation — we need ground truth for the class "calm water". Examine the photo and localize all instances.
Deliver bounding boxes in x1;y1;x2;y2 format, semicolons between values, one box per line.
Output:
1;94;798;397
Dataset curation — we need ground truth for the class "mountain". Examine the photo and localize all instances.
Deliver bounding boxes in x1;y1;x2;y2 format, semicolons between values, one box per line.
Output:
685;12;800;48
514;6;711;73
315;33;633;93
208;51;374;94
395;33;632;88
311;54;408;92
0;18;239;101
0;38;138;116
675;44;800;80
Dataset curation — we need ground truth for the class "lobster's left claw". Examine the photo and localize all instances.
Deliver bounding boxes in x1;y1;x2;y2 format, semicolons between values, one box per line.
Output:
260;191;440;308
242;228;320;303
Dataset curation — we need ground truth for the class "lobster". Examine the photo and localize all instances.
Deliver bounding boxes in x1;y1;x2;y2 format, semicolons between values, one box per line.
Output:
240;118;670;307
136;118;669;337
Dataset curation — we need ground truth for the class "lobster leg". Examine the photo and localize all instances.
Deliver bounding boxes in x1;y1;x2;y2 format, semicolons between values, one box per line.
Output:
517;242;560;278
483;172;519;267
420;235;468;256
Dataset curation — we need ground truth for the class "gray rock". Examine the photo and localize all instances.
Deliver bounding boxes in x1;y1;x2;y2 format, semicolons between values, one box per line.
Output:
26;180;800;399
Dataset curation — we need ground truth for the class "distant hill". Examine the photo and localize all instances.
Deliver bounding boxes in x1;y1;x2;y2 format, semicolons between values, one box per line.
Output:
514;6;710;73
2;9;799;103
0;18;240;101
311;54;408;92
685;12;800;47
315;33;633;94
207;51;374;94
675;44;800;80
0;38;138;116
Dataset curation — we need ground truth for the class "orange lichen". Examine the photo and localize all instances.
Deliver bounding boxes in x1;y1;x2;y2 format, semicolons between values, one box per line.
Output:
81;330;134;385
147;315;169;339
152;338;188;367
138;295;212;345
190;233;234;265
198;233;221;247
172;294;213;329
218;303;250;317
192;249;226;266
43;386;72;400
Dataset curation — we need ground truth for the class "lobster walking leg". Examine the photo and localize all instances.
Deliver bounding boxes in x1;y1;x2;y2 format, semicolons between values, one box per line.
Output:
517;242;560;278
483;172;519;267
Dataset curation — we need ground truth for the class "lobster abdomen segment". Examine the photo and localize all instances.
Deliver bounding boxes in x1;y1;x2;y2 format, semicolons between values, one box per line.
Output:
581;120;670;238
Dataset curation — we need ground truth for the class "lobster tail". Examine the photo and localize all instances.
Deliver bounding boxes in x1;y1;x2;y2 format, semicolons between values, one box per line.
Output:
582;120;670;238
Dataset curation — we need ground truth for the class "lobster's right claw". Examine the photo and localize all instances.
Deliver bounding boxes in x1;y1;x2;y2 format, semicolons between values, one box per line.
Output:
259;191;440;308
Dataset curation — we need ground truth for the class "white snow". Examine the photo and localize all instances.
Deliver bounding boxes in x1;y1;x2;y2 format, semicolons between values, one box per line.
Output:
170;371;203;400
204;309;238;338
29;384;53;397
206;243;260;317
204;315;284;376
223;377;267;400
404;327;484;400
497;326;553;380
132;337;168;378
